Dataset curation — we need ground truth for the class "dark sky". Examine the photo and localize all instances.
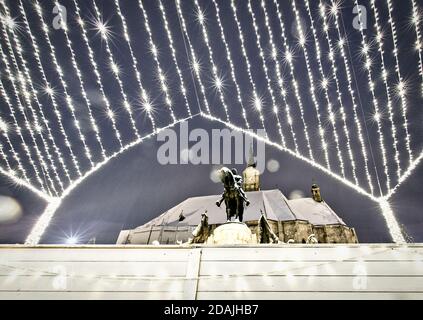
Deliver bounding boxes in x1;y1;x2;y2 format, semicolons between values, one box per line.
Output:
0;0;422;244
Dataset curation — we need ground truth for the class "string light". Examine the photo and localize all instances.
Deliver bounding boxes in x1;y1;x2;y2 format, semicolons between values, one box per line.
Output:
0;115;30;183
332;12;361;185
72;0;123;149
192;0;231;123
203;113;378;202
112;0;156;132
158;0;192;118
0;0;417;244
0;166;51;201
306;0;353;182
387;0;413;164
291;0;333;168
204;113;407;243
0;11;18;32
25;197;62;245
0;140;12;172
260;0;298;153
26;112;389;245
304;0;346;175
18;0;79;180
191;58;201;75
247;0;286;147
273;0;314;160
54;0;107;162
34;0;91;169
252;95;265;113
378;199;405;243
0;118;8;133
319;1;375;195
370;0;401;182
1;6;65;192
351;0;390;194
91;0;141;140
386;150;423;201
0;16;59;194
322;5;358;184
0;41;50;194
230;0;266;134
410;0;423;97
212;75;225;91
25;114;198;245
175;0;212;115
211;0;249;129
137;0;176;122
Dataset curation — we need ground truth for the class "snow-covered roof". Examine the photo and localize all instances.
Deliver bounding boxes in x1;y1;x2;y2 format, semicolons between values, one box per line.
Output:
138;189;346;229
287;198;346;226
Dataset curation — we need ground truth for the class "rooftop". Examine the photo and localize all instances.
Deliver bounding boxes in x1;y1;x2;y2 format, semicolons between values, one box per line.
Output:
139;189;346;229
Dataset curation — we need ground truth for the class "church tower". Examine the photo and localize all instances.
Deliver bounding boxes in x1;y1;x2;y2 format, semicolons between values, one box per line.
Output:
242;145;260;192
311;183;323;202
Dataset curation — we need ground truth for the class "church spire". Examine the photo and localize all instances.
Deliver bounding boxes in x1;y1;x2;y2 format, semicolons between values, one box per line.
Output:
247;143;256;168
311;180;323;202
243;144;260;191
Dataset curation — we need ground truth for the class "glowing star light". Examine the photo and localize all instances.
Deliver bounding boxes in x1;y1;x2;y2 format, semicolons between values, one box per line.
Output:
110;61;120;75
213;75;224;91
66;236;79;245
94;19;112;40
0;118;9;133
253;95;263;111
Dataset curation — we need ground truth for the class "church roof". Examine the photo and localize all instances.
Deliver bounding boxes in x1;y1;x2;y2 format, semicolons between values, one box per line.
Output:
138;189;346;229
288;198;345;226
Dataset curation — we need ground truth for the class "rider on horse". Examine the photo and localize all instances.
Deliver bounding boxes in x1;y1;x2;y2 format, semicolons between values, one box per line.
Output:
216;167;250;222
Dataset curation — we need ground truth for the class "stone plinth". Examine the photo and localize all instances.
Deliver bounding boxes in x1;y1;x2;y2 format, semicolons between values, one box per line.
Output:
206;222;257;245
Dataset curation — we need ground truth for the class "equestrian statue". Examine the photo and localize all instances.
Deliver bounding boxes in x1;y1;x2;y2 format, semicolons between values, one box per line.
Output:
216;167;250;222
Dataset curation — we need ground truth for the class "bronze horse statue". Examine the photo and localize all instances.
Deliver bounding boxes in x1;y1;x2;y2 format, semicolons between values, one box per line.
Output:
216;167;250;222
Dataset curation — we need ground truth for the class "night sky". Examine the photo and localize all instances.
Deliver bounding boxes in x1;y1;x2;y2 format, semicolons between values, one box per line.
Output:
0;0;422;244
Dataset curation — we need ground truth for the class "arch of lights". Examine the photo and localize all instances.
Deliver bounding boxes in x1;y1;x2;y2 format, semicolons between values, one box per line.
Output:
0;0;421;244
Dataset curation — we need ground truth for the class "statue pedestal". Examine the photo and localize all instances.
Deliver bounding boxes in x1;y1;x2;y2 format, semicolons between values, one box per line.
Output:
206;222;257;245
